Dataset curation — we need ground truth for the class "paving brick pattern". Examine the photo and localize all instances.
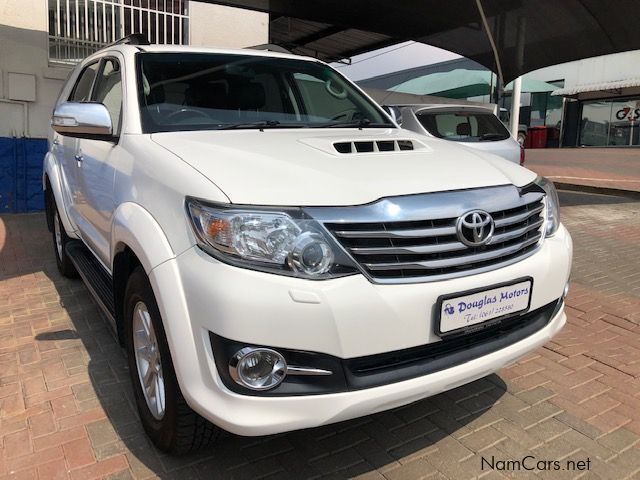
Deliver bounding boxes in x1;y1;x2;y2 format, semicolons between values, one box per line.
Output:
526;149;640;193
1;191;639;479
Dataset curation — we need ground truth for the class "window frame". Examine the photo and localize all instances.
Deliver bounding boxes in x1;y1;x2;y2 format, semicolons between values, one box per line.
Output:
90;56;124;137
68;60;101;102
66;55;124;142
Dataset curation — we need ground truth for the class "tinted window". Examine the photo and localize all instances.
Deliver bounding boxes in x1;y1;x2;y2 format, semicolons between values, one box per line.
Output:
137;53;392;133
417;111;510;142
92;58;123;133
69;62;99;102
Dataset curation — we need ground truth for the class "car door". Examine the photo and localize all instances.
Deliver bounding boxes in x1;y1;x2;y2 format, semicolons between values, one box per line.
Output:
74;56;123;268
58;61;100;227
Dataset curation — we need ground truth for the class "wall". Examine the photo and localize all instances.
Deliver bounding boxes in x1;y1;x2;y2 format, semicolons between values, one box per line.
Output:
0;0;267;212
189;2;267;48
0;0;72;139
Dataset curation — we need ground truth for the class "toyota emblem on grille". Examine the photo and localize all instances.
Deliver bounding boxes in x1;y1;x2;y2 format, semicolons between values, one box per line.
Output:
456;210;494;247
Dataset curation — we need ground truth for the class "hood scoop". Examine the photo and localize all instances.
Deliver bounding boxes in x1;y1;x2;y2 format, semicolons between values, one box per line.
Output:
333;139;418;154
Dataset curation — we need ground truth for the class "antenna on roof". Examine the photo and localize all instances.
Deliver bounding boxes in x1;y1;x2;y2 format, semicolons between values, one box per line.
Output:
108;33;151;47
246;43;293;55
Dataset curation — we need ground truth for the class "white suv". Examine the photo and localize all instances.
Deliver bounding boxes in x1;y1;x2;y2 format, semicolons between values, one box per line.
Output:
44;37;572;454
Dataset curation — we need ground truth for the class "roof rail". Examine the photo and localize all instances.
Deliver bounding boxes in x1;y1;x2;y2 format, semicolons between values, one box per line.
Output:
108;33;151;47
246;43;293;55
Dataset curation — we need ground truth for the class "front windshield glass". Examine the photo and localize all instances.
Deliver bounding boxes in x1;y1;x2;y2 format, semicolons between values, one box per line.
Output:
137;52;393;133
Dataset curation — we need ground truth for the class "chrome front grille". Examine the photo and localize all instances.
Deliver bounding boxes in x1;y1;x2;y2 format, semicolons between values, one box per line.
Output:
316;186;546;283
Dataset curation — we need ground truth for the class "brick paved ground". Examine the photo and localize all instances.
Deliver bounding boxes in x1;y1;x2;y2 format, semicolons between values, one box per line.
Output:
526;148;640;193
1;191;639;479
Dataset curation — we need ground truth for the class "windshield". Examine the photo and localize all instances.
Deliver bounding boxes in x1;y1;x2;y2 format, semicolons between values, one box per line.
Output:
137;52;393;133
416;110;510;142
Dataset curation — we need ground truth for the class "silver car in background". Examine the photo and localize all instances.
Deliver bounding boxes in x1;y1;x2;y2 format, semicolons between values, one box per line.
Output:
393;105;525;165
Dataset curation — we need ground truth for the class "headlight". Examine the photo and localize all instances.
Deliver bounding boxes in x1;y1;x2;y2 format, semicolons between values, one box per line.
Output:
534;176;560;236
186;198;358;279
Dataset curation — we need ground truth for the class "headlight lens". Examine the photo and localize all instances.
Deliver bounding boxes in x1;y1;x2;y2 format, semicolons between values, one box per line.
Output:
534;176;560;236
186;198;357;279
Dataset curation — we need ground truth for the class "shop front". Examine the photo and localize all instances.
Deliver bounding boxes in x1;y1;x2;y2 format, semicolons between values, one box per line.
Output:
554;79;640;147
580;98;640;146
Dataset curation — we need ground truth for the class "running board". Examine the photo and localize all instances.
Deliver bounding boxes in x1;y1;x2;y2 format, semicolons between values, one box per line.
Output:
66;241;117;331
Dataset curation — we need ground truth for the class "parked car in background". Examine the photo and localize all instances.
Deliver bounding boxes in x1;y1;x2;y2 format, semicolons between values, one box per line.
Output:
394;104;525;165
498;107;528;146
45;36;570;454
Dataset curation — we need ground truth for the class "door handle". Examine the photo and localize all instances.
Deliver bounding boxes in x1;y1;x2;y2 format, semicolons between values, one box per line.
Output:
75;154;84;163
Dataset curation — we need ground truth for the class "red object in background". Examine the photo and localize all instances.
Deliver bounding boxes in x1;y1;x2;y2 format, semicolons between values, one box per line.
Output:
520;145;525;165
527;126;548;149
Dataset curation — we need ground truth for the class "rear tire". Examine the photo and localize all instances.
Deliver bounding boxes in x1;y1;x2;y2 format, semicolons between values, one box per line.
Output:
124;266;220;454
49;195;78;278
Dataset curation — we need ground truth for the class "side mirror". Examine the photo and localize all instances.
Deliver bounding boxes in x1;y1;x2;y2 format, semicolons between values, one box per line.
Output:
52;102;113;139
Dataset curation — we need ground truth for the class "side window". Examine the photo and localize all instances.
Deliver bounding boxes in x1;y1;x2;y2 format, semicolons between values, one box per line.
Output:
69;62;99;102
92;58;123;134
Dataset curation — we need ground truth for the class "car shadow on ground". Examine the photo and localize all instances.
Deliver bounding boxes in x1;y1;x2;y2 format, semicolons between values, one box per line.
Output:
3;213;508;478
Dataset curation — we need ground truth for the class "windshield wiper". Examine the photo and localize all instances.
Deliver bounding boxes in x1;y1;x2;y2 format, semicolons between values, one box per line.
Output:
218;120;304;130
313;118;393;129
479;133;509;141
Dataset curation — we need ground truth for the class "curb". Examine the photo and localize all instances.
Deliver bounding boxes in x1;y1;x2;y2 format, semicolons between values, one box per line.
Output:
554;182;640;200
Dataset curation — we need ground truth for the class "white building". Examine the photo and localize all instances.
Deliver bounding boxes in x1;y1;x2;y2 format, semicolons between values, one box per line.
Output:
526;52;640;148
0;0;267;212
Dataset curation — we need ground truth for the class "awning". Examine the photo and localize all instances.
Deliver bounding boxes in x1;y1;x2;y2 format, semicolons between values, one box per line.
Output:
201;0;640;83
361;88;490;107
552;78;640;98
389;69;558;98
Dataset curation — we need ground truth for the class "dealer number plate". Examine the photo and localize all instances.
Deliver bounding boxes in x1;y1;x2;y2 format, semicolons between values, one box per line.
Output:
438;279;532;335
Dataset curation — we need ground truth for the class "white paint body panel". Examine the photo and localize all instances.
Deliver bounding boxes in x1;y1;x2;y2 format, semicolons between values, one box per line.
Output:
44;44;572;437
150;128;534;206
151;226;571;435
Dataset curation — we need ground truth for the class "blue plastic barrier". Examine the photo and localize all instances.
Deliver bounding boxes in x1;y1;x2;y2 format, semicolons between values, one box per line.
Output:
0;137;47;213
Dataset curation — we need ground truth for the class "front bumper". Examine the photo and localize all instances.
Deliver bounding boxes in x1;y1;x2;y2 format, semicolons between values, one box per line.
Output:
148;224;572;435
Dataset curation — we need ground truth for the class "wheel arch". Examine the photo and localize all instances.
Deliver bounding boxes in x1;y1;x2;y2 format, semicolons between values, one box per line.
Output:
110;202;176;344
43;151;76;236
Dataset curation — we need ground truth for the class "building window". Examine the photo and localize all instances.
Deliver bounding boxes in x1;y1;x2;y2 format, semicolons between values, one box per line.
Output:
580;99;640;147
48;0;189;64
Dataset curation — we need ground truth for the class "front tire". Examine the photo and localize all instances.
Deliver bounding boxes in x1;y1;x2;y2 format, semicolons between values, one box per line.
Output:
49;196;78;278
124;267;220;454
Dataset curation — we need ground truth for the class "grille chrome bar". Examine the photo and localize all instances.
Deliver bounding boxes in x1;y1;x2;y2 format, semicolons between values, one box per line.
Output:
350;241;467;255
313;185;547;283
333;225;456;239
494;203;544;228
363;234;542;271
488;218;544;244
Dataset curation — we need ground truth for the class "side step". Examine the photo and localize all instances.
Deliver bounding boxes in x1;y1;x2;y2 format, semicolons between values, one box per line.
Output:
66;241;117;331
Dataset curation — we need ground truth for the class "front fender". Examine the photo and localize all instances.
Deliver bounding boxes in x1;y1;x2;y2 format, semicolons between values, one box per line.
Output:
43;150;78;237
111;202;175;274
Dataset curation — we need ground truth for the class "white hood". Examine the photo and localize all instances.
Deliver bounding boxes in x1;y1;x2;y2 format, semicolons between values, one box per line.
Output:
151;128;536;206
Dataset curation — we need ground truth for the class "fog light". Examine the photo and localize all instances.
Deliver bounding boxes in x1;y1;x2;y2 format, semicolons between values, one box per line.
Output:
229;347;287;390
